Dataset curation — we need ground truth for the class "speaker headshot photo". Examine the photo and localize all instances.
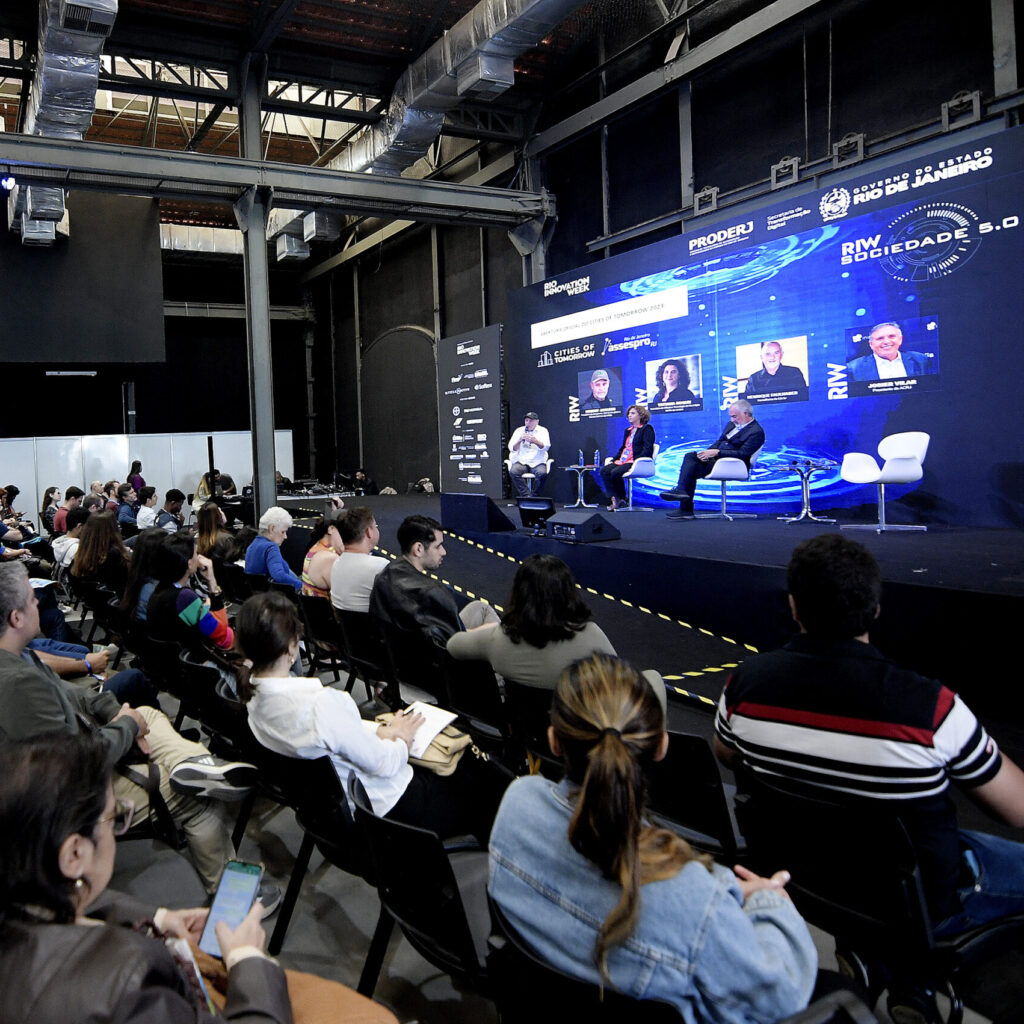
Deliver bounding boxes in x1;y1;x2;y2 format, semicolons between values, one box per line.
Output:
846;321;937;382
579;366;623;414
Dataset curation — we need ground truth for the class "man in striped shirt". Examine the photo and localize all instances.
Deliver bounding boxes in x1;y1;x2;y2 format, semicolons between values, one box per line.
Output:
715;534;1024;944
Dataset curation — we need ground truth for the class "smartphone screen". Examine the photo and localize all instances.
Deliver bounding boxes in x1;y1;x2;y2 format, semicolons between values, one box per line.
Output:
198;859;263;957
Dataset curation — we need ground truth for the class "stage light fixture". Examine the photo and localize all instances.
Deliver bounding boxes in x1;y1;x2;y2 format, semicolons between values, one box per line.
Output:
1;175;15;191
517;496;555;535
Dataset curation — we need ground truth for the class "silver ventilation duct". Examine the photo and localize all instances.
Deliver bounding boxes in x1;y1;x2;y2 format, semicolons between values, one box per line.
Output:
331;0;586;176
9;0;115;245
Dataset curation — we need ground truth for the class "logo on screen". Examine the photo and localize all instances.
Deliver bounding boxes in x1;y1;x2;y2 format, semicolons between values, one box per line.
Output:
819;187;851;222
877;203;983;282
544;275;591;298
537;351;554;368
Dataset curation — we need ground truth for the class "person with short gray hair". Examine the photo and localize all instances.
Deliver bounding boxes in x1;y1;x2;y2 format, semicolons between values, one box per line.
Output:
245;506;302;591
660;400;765;520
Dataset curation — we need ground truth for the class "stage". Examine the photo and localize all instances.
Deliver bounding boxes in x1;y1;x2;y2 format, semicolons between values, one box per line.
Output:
279;493;1024;723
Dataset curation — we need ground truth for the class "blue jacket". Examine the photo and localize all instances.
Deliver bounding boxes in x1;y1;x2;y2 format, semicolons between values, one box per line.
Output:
245;534;302;591
489;776;816;1024
846;350;933;381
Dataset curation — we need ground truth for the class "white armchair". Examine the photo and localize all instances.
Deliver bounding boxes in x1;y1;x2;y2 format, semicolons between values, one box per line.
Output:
697;446;764;521
603;444;659;511
840;431;930;532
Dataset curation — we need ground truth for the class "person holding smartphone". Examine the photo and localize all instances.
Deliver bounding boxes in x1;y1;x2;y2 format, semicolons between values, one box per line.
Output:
0;733;397;1024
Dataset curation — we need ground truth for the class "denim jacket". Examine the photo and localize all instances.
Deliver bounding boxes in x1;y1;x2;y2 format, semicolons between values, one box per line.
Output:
488;776;816;1024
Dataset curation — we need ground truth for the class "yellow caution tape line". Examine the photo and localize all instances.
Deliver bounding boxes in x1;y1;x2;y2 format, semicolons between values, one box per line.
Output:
429;533;760;654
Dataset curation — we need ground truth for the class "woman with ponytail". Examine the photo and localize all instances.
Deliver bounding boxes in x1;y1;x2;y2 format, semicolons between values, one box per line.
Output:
488;654;817;1023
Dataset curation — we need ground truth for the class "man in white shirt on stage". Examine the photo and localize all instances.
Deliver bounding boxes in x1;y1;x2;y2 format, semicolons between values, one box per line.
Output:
507;411;551;497
330;506;388;613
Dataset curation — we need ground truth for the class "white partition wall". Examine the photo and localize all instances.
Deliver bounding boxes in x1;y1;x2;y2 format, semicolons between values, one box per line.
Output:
0;430;294;525
82;435;131;490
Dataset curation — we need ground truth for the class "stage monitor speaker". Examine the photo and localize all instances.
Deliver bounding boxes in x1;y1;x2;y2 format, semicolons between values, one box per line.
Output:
546;509;621;543
440;492;516;534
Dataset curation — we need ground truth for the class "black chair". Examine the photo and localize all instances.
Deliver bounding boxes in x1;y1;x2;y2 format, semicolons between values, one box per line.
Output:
488;895;683;1022
135;634;185;701
441;654;509;755
502;678;561;779
646;731;745;862
244;572;270;594
377;619;447;702
348;776;490;998
218;562;252;605
333;608;388;704
297;593;346;683
266;755;374;955
737;774;1024;1024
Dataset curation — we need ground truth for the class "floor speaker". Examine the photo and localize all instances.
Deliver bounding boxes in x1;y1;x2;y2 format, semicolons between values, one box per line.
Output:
440;492;516;534
546;509;621;543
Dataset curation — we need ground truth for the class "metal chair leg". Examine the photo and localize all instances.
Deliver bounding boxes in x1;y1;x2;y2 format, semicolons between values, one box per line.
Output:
357;904;395;997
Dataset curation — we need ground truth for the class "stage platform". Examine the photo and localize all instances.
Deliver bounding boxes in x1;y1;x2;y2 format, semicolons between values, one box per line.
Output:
278;493;1024;723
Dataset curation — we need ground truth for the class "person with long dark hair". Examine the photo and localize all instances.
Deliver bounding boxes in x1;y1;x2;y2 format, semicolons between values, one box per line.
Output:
649;358;697;408
127;459;146;493
41;486;61;534
196;500;234;561
71;510;131;596
0;733;396;1024
237;591;503;840
489;654;817;1021
447;554;615;689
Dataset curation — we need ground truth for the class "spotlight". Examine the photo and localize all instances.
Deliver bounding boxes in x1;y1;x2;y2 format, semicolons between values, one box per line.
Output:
0;175;15;191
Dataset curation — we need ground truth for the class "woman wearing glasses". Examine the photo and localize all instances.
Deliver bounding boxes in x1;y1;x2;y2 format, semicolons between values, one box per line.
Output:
0;733;395;1024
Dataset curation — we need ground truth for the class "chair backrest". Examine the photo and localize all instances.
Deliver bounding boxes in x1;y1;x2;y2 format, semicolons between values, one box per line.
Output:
748;443;764;468
244;572;270;594
298;592;344;654
487;896;683;1023
349;776;485;983
877;431;929;464
503;678;562;776
379;618;446;700
442;653;509;744
334;607;387;671
651;442;660;459
736;773;933;954
646;731;743;861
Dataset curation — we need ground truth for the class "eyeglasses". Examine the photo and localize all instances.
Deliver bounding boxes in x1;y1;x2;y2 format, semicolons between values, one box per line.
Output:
97;798;135;836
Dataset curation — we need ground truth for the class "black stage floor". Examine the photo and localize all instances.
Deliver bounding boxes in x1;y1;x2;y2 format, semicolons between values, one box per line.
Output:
280;493;1024;725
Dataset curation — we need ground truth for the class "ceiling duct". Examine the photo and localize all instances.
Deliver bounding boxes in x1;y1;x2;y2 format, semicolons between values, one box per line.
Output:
332;0;586;177
9;0;116;245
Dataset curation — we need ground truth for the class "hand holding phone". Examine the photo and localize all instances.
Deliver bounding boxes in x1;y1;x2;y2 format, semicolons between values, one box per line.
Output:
198;859;263;957
215;901;267;959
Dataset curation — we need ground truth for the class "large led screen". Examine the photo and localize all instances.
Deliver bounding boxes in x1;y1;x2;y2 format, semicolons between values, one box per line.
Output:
507;127;1024;526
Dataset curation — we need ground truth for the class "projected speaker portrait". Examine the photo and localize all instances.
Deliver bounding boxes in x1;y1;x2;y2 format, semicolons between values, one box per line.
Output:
843;317;940;396
738;337;809;405
577;366;623;418
646;355;702;412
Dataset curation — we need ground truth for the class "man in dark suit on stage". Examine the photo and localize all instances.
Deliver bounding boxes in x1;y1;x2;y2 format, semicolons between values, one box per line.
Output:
660;399;765;520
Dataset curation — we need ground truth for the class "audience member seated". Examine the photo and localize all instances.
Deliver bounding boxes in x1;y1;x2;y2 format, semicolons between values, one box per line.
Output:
119;527;169;623
156;489;187;533
127;458;146;493
135;486;159;528
2;485;37;538
72;511;131;597
238;592;505;841
0;733;396;1024
0;562;255;895
82;493;105;514
369;514;498;646
448;554;618;689
714;533;1024;1020
147;533;233;655
246;507;302;592
193;469;237;513
490;653;817;1021
89;479;105;499
300;511;344;598
196;501;234;561
52;506;89;572
329;506;387;613
226;526;259;566
353;467;379;495
41;485;61;534
52;486;85;535
102;480;119;512
116;483;139;529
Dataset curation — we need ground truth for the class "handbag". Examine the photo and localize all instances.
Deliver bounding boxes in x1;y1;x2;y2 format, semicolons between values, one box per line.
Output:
374;712;471;776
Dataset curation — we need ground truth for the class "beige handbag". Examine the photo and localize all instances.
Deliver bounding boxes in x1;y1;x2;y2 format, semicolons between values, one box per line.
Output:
374;713;471;776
